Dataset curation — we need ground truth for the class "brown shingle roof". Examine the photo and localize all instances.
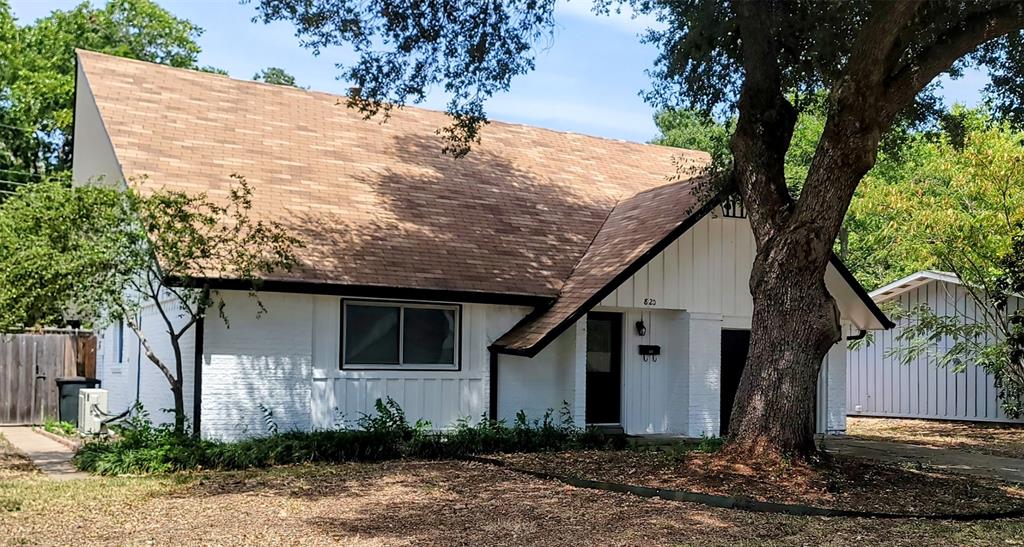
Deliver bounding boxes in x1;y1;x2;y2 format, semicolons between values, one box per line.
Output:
77;50;708;300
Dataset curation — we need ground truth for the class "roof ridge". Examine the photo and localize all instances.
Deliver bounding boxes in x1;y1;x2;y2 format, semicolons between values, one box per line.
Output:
74;49;710;155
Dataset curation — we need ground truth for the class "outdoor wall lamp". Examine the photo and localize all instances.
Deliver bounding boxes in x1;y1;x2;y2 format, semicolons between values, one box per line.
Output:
635;319;647;337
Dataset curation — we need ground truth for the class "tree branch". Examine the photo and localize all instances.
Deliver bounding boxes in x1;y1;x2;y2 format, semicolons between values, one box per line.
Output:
886;2;1024;113
730;0;797;246
124;314;178;391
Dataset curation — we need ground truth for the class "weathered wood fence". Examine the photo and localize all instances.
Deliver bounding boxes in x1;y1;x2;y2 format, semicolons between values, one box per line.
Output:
0;332;96;425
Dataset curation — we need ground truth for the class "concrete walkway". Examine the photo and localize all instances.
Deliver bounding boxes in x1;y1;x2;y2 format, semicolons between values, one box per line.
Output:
0;426;89;480
824;437;1024;484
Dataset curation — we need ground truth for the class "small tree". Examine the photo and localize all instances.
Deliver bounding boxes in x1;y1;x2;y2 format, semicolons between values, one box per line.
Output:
0;177;301;435
890;229;1024;418
253;67;300;87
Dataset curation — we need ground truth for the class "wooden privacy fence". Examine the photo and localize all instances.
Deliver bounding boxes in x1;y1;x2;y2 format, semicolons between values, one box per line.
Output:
0;332;96;425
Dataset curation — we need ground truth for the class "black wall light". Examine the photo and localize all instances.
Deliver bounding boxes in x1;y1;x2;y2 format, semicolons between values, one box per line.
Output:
635;319;646;337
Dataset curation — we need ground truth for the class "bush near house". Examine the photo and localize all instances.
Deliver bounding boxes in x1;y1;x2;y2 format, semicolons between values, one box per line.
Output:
73;399;621;475
42;419;77;437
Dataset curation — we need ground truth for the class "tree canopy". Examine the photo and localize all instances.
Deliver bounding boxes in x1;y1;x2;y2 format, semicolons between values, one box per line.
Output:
0;178;301;433
0;0;205;192
253;66;300;87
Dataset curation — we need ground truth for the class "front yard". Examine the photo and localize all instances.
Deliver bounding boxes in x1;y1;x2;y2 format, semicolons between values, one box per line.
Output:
3;433;1024;545
847;416;1024;459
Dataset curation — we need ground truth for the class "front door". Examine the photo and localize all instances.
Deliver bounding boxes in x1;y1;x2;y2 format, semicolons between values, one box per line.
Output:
586;312;622;424
720;329;751;436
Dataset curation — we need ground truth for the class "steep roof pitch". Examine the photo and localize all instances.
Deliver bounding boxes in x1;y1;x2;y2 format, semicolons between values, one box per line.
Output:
75;50;708;300
494;181;721;355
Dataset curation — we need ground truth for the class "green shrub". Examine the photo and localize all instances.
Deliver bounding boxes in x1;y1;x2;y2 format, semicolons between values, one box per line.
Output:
695;433;725;453
42;418;77;437
74;399;622;475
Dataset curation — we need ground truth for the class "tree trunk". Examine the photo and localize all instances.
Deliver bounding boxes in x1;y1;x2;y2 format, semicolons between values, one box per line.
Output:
170;380;186;436
724;228;841;458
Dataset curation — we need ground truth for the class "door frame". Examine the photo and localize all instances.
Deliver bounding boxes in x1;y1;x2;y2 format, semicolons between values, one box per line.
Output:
585;311;624;425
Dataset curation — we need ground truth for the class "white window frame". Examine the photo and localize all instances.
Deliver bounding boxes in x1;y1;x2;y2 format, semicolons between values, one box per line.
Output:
341;300;461;371
115;318;125;366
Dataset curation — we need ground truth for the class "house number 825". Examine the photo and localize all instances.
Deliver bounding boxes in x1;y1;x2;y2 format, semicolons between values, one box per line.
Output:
643;298;657;306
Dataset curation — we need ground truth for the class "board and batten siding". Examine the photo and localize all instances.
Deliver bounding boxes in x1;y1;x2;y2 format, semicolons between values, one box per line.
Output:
200;291;531;440
599;215;755;325
847;279;1024;423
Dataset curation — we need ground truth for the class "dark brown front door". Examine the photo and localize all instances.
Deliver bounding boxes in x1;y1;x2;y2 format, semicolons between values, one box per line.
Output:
720;329;751;436
586;312;622;424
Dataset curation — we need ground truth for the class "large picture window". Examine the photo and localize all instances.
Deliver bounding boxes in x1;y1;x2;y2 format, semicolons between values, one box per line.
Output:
342;300;459;369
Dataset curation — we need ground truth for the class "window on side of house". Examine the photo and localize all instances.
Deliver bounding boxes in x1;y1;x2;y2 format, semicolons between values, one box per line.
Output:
116;318;125;365
342;301;459;370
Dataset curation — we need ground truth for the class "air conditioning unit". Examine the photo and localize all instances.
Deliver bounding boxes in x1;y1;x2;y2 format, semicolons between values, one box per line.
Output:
78;388;108;435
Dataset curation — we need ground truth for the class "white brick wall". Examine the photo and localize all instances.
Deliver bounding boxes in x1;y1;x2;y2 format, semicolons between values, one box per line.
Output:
824;336;847;434
497;327;576;424
201;291;313;440
685;312;722;437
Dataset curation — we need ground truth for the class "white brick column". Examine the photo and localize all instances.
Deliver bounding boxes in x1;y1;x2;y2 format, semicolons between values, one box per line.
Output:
685;312;722;437
571;319;587;427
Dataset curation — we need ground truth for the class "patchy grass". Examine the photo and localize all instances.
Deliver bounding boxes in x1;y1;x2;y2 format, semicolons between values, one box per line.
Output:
1;435;1023;545
41;419;77;438
847;417;1024;459
0;434;40;481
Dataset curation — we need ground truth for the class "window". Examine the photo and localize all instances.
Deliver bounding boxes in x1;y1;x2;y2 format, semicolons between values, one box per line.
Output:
115;318;125;364
342;301;459;369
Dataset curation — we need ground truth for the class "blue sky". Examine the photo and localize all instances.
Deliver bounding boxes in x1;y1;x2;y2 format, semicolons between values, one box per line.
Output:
12;0;992;143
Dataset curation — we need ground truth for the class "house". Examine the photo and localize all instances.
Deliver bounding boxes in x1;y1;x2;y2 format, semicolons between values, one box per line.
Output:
848;270;1023;423
72;50;891;441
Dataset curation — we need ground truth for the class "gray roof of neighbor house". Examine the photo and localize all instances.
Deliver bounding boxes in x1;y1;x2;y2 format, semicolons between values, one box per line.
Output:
75;50;891;357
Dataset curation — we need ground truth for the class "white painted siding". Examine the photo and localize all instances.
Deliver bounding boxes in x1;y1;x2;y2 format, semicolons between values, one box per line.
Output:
201;291;531;440
600;216;755;322
95;297;196;427
847;279;1023;423
319;298;530;431
73;61;124;187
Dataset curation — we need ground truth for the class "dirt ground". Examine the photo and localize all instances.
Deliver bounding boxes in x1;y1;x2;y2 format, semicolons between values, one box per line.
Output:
847;416;1024;459
3;435;1024;546
497;449;1024;515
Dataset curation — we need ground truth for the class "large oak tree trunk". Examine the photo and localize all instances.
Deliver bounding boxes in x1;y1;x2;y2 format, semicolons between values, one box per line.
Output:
724;230;841;458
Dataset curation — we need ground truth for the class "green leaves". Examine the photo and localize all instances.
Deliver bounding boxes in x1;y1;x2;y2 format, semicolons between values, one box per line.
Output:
0;178;301;332
0;180;141;331
0;0;205;186
253;67;300;87
253;0;557;156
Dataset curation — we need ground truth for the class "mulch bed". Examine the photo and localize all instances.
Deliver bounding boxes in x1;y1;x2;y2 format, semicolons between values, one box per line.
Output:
494;449;1024;516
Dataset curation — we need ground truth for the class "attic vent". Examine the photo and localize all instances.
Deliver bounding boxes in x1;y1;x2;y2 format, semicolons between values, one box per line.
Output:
721;195;746;218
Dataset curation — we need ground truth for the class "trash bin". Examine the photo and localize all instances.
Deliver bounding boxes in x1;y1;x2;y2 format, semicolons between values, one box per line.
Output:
55;377;101;425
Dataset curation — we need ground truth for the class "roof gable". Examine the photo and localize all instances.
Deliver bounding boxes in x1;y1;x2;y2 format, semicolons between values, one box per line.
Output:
870;270;961;302
494;184;721;355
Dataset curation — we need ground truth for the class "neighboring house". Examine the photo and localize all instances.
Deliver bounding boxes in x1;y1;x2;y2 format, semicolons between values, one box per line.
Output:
72;50;891;441
848;270;1024;423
